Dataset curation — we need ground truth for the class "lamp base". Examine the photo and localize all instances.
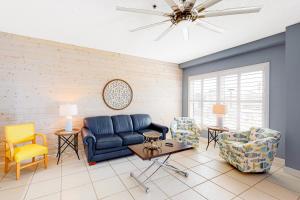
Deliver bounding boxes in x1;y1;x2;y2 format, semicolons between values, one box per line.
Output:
216;116;224;128
65;117;73;132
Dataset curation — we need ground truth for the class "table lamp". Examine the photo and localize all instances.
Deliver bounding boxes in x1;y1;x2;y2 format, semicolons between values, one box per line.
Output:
213;104;226;128
59;104;78;132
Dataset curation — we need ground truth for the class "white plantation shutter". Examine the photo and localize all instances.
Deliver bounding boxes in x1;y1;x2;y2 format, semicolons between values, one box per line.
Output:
202;78;217;126
220;74;238;130
239;70;264;130
188;63;269;131
189;80;202;125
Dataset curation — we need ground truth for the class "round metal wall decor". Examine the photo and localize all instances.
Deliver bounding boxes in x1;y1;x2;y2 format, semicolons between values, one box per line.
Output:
102;79;133;110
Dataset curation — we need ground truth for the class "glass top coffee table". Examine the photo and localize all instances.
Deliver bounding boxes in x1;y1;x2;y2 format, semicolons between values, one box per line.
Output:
128;139;193;193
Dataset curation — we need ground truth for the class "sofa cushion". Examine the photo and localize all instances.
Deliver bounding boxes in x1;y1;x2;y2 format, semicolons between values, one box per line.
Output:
117;132;144;146
131;114;152;131
84;116;114;136
96;135;123;150
112;115;133;133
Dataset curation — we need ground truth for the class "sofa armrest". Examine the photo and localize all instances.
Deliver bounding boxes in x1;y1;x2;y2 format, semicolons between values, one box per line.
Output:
150;123;169;134
149;123;169;139
218;131;249;143
81;128;96;162
243;137;279;151
81;128;96;145
3;140;14;161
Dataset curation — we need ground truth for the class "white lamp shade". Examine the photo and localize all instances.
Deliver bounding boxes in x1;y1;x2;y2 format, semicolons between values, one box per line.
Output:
59;104;78;116
213;104;226;115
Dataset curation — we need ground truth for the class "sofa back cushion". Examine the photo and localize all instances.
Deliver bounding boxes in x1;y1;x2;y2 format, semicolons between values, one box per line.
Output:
84;116;114;136
112;115;133;133
131;114;152;131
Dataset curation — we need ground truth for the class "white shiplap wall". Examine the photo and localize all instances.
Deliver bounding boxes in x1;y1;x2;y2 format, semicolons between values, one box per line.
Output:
0;32;182;157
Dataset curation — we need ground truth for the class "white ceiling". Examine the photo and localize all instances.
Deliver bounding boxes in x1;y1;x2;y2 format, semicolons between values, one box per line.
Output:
0;0;300;64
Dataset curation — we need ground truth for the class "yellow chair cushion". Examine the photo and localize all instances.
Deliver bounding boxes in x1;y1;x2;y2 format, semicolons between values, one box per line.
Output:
14;144;48;162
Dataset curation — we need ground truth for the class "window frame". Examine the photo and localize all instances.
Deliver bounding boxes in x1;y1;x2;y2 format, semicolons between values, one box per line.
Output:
188;62;270;131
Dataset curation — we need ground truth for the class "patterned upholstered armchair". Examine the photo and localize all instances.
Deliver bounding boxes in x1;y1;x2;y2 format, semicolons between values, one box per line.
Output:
170;117;201;147
218;127;281;173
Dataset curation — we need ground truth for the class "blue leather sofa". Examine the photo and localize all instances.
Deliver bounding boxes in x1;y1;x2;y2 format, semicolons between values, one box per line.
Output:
81;114;169;165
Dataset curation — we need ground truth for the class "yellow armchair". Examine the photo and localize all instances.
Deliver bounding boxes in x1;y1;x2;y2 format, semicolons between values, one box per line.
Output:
4;123;48;180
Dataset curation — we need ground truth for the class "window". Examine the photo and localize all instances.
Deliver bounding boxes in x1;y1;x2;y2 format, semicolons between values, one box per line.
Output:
188;63;269;131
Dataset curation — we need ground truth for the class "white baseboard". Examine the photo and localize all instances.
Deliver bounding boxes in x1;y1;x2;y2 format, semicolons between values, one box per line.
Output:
284;166;300;178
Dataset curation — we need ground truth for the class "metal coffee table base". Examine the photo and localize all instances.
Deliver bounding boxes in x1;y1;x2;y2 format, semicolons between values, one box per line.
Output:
130;154;188;193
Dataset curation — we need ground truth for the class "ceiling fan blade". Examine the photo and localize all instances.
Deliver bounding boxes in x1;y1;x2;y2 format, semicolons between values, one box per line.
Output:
116;6;170;17
184;0;197;10
163;0;180;12
199;6;262;17
182;27;189;41
196;20;224;33
155;24;175;41
130;20;171;32
194;0;222;12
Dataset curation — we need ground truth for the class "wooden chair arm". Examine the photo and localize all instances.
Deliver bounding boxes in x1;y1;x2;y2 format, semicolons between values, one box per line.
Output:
3;139;14;160
34;133;48;146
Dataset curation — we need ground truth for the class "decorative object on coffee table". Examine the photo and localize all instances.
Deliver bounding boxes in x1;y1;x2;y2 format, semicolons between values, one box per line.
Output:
128;140;192;193
55;128;80;164
102;79;133;110
206;126;229;150
143;131;162;150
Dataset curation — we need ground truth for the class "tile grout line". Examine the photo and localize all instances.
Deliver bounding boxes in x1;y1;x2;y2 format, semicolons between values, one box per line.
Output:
131;153;206;199
170;158;234;199
27;160;62;200
170;150;245;199
59;151;89;199
128;151;226;199
241;168;286;200
164;161;209;199
182;148;276;199
128;157;171;199
84;157;101;200
108;157;136;200
22;161;38;200
212;161;291;199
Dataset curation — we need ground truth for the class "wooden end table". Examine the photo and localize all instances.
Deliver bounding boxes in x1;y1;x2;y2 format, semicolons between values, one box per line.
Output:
128;139;192;193
55;128;80;164
206;126;229;150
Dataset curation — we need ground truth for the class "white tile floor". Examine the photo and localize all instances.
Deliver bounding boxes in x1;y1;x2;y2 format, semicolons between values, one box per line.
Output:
0;140;300;200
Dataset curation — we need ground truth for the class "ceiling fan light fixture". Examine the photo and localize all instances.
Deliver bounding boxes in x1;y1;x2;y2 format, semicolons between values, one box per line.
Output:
178;19;193;28
116;0;262;41
182;27;189;41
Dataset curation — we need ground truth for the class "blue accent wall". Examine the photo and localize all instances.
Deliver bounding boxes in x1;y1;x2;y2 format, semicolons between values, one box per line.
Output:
285;23;300;170
181;34;286;158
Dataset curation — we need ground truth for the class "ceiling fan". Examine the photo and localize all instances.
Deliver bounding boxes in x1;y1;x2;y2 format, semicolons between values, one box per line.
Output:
116;0;262;41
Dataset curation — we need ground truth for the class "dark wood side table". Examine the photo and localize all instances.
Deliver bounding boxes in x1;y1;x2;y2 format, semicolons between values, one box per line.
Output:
55;128;80;164
206;126;229;150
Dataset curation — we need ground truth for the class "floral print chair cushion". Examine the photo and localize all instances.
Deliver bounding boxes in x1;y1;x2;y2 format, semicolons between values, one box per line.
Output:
218;128;281;173
170;117;201;147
